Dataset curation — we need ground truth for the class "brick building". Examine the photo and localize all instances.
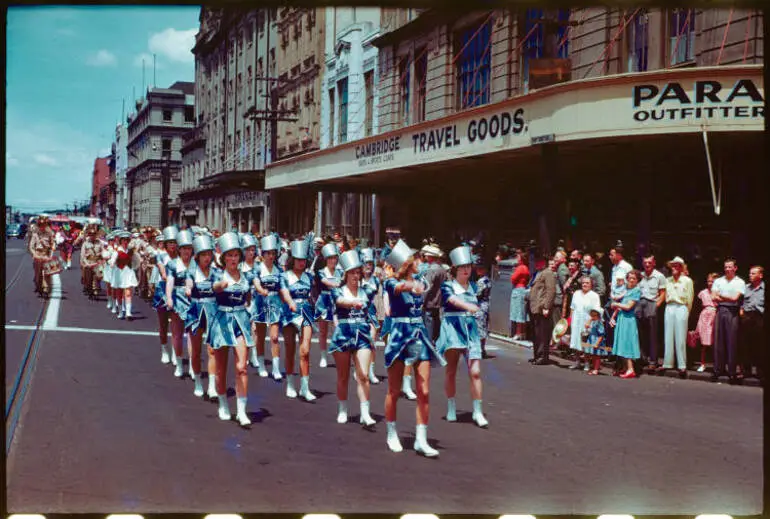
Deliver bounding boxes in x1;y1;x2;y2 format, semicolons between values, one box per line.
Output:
90;156;111;220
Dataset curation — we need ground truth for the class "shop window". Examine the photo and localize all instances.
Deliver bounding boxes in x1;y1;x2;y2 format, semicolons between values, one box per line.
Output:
627;10;649;72
414;48;427;122
364;70;374;136
398;56;410;125
669;8;696;65
338;77;348;144
456;17;491;110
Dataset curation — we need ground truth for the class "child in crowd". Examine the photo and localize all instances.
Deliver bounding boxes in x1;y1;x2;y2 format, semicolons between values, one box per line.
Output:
583;306;608;375
608;271;627;326
695;273;719;372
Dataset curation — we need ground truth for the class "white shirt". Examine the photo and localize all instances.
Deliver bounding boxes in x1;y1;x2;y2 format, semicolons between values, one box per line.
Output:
712;276;746;301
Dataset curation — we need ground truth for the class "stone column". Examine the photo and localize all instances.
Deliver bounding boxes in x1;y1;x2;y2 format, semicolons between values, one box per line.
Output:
347;27;364;141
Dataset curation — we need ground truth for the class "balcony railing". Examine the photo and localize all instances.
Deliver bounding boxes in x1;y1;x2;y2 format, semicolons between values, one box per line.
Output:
182;125;206;149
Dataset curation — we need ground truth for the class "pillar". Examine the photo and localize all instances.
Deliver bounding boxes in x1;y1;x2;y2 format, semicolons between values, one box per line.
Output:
372;193;380;247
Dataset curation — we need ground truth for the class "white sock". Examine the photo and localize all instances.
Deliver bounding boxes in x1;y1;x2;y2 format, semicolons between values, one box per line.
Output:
337;400;348;423
236;396;248;416
360;400;375;425
447;397;457;421
207;375;217;395
272;357;281;372
386;421;403;452
126;300;132;315
416;423;429;444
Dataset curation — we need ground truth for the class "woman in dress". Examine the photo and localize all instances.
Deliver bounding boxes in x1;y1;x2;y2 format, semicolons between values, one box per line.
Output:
238;234;261;370
165;229;195;379
383;239;446;457
437;246;489;428
279;238;317;401
210;232;255;427
695;272;719;372
113;232;139;320
252;234;283;380
315;243;343;368
611;270;642;379
153;226;179;365
103;232;118;314
568;277;601;370
474;260;492;358
509;253;530;339
184;234;220;398
360;248;382;384
328;250;377;426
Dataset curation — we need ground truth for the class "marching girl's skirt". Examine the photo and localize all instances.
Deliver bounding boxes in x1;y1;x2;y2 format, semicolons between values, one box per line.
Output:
209;305;255;349
281;299;316;333
384;316;447;368
168;286;192;320
314;291;336;322
436;313;483;361
380;316;393;338
114;266;139;289
149;265;161;285
328;319;373;354
186;297;217;341
152;279;168;310
253;292;283;325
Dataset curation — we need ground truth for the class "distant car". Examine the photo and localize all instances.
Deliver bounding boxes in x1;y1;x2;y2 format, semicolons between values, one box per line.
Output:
6;223;28;239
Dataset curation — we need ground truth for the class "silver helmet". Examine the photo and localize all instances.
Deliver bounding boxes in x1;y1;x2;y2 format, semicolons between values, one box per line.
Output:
385;239;417;270
241;233;259;250
321;243;339;259
192;234;215;256
339;250;363;273
360;248;376;264
176;230;194;248
448;246;474;267
290;239;309;260
218;232;243;257
260;234;279;252
161;226;178;243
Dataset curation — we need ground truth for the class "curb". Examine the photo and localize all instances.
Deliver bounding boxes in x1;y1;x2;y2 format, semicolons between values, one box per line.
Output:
488;333;763;389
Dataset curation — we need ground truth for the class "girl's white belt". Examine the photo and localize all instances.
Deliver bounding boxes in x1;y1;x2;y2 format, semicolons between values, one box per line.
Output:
337;318;367;324
194;297;216;303
218;305;247;312
444;311;473;317
391;316;423;324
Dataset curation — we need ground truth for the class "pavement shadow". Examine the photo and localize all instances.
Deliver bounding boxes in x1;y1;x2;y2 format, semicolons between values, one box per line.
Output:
247;407;272;424
308;389;334;401
403;434;445;457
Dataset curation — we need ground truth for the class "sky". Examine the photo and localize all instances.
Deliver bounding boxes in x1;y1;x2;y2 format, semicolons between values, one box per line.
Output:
6;6;200;213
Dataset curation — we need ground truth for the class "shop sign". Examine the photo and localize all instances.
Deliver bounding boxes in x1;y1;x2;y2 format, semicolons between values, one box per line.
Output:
227;191;264;208
632;79;764;122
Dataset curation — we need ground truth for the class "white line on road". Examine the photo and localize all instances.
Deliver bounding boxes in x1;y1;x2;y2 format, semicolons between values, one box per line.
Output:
41;273;62;330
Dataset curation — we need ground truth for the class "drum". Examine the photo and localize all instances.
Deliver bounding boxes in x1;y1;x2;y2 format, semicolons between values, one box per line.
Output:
42;258;63;277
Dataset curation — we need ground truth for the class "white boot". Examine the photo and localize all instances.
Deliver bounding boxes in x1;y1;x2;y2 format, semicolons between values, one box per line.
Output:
369;362;380;384
171;348;178;367
207;375;218;400
359;400;376;426
217;395;231;421
257;355;268;378
160;343;170;364
402;375;417;400
386;421;403;453
272;357;283;380
112;299;118;313
337;400;348;424
236;397;251;426
446;397;457;422
472;399;489;428
174;358;184;378
249;347;259;368
107;298;112;310
192;373;204;397
319;350;328;368
125;300;133;319
285;374;298;398
414;424;439;457
299;376;316;401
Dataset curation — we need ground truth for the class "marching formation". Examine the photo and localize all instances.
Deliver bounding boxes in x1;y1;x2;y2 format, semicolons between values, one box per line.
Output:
73;224;492;457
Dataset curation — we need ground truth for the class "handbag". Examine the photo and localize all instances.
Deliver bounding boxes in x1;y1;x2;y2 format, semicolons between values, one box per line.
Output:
687;330;699;348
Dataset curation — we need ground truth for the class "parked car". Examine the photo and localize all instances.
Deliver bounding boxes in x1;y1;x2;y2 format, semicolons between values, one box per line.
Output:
6;223;28;239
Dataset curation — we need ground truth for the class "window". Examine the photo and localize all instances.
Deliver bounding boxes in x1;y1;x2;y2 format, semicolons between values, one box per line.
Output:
257;58;264;78
185;106;195;123
247;66;253;99
521;9;544;93
237;73;242;104
338;78;348;143
364;70;374;136
414;48;427;122
269;49;276;73
163;109;173;122
398;56;410;124
162;139;171;153
627;10;649;72
456;18;491;109
669;8;696;65
328;88;335;144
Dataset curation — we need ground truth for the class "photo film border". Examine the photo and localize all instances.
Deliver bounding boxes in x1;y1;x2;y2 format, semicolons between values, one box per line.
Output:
4;514;746;519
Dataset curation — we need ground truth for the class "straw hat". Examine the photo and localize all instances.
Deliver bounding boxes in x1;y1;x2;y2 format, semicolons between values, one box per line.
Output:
552;318;569;342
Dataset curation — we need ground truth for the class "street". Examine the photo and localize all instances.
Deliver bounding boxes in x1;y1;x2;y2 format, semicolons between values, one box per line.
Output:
4;242;762;515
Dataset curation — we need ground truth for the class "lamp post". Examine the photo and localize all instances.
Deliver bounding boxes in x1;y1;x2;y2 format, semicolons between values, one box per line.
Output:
160;148;171;228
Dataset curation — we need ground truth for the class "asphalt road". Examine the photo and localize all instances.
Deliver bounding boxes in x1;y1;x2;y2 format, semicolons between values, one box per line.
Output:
4;242;763;515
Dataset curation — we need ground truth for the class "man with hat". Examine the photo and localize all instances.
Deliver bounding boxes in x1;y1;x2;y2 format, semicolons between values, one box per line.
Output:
420;242;447;342
381;227;401;262
29;215;57;296
80;225;103;298
660;256;694;377
529;256;557;365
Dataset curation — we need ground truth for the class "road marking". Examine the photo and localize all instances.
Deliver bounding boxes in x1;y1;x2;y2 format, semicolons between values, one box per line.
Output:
41;273;62;329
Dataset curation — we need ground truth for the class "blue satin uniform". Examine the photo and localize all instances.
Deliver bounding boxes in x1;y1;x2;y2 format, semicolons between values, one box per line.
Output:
436;280;482;360
361;274;381;328
280;270;315;332
315;265;344;321
208;269;255;349
240;260;259;320
152;251;173;310
329;284;377;353
253;262;283;325
165;257;195;319
185;263;220;339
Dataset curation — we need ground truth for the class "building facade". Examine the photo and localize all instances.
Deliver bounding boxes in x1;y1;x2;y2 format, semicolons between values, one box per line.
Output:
114;122;129;228
266;7;764;268
90;156;110;220
269;7;326;235
126;81;195;228
183;7;277;233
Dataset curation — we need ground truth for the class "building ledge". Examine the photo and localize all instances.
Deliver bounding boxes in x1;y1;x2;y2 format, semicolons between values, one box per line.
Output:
370;9;460;48
200;169;265;190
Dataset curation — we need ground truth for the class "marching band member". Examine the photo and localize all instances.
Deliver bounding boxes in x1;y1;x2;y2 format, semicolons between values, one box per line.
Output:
210;232;255;427
79;226;102;298
114;232;139;320
437;246;489;428
165;229;195;378
315;243;343;368
153;226;178;365
238;234;261;371
360;248;381;384
329;250;377;426
103;233;118;312
29;216;56;297
279;237;317;400
252;234;284;380
185;234;220;398
383;239;446;457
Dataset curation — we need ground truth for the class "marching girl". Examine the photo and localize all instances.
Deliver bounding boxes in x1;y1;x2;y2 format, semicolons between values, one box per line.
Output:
379;261;418;399
278;238;317;401
103;232;118;313
184;234;220;399
165;230;195;379
210;232;254;427
437;246;489;428
315;243;344;368
360;248;382;384
382;239;446;457
153;227;179;365
328;250;378;426
238;234;262;371
252;234;284;380
114;232;139;320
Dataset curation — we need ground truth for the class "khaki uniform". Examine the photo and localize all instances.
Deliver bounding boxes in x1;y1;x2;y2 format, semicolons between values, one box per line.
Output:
30;227;56;293
80;238;103;295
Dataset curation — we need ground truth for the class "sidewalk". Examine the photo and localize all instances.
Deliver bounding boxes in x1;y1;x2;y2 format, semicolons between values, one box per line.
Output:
489;333;763;388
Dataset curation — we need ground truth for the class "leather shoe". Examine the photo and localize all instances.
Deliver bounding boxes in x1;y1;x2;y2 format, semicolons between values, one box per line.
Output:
533;359;549;366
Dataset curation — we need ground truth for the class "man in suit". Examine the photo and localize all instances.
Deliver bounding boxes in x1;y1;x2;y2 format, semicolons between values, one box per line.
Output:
529;256;557;365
